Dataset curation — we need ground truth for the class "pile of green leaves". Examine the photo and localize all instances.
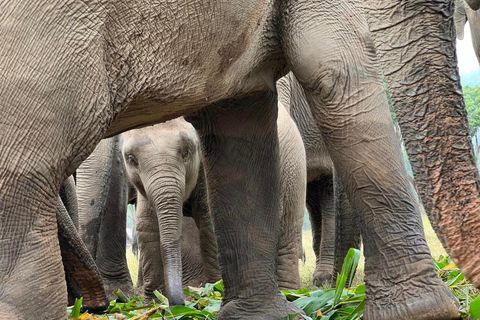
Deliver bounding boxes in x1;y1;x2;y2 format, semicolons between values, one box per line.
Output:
68;281;223;319
433;255;480;319
69;250;480;320
282;248;363;320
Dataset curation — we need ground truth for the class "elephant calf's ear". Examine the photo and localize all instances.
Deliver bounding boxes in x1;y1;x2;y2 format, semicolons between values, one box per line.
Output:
454;0;467;40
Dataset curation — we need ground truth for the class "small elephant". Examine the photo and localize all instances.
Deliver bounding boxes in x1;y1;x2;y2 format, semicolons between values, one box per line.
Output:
277;73;361;287
122;118;222;305
122;104;306;303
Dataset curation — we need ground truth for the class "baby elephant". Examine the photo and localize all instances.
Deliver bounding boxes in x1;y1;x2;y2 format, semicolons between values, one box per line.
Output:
122;118;221;305
122;105;305;304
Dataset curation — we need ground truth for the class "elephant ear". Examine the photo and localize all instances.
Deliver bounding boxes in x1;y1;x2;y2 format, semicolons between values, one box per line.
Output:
454;0;468;40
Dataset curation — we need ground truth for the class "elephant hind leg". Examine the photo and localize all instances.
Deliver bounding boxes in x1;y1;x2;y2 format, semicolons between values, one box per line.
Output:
187;91;303;320
332;178;361;282
283;0;458;319
306;177;336;287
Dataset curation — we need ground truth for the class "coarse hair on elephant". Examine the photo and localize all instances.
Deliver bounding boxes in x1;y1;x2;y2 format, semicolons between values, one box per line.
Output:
277;72;361;288
122;111;305;303
0;0;472;319
76;136;134;299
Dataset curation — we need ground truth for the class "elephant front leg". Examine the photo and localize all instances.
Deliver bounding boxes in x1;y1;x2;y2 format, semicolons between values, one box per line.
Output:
283;1;459;319
315;176;336;287
135;194;165;301
188;92;303;320
332;178;361;281
189;170;222;283
0;179;67;320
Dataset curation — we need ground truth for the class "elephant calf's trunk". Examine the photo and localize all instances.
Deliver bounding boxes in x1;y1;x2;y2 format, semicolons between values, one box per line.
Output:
149;178;185;306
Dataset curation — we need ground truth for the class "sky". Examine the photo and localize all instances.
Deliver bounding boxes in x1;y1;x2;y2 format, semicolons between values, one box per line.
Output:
457;22;479;75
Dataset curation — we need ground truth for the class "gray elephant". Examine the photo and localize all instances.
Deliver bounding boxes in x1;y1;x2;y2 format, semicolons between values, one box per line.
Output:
0;0;469;319
277;73;361;287
123;110;305;302
455;0;480;64
122;118;222;305
76;136;134;299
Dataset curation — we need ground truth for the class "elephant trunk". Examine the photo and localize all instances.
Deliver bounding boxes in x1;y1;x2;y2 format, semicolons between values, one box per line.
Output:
146;168;185;306
364;0;480;285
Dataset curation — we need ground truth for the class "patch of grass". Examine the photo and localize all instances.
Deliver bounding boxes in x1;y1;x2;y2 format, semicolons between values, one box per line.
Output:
126;246;139;287
300;214;447;289
422;214;447;259
82;213;463;319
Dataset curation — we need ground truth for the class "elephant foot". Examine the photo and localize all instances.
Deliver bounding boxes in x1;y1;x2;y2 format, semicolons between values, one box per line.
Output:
312;271;334;288
364;278;459;320
216;292;304;320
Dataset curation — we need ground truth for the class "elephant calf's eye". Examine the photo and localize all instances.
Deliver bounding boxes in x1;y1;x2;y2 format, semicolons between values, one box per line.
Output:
182;147;191;160
127;154;139;166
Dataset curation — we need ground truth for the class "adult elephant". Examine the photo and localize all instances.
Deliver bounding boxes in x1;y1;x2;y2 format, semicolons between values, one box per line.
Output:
277;73;361;287
364;0;480;305
455;0;480;64
76;136;134;299
0;0;468;319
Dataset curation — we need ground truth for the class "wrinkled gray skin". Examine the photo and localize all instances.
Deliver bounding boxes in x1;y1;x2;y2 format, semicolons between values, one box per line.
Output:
122;118;222;304
125;111;304;303
60;176;79;229
0;0;469;319
276;104;306;291
127;110;304;303
77;136;134;299
277;73;361;287
57;191;108;312
57;177;109;311
455;0;480;64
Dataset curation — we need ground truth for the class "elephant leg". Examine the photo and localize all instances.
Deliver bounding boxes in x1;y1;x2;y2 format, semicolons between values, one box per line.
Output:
95;137;133;299
0;127;107;319
190;166;222;284
283;1;458;319
332;176;361;283
136;255;144;295
277;169;305;288
57;197;108;312
136;194;165;300
188;91;303;320
277;193;304;290
60;175;79;229
315;176;336;287
0;179;66;320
